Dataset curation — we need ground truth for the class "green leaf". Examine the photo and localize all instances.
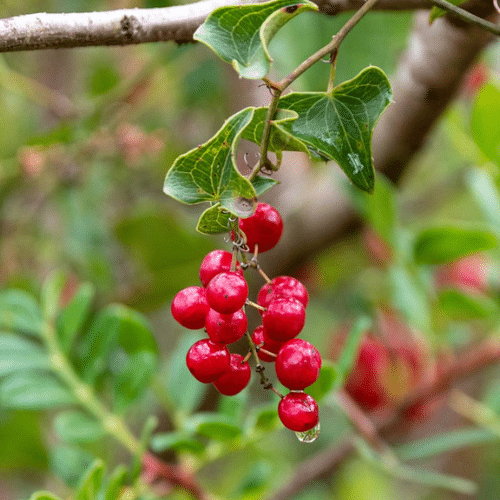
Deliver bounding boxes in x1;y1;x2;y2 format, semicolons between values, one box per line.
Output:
49;445;95;489
194;0;318;79
306;361;337;402
352;172;397;246
75;459;105;500
241;107;308;157
41;270;67;321
429;0;468;23
56;283;95;353
54;410;106;444
471;83;500;164
0;372;75;409
187;413;242;441
396;427;497;461
164;108;258;217
150;431;206;454
196;203;232;235
278;67;393;192
112;350;156;412
334;316;371;389
0;289;43;337
167;332;208;414
0;333;49;376
252;175;279;196
247;404;279;432
413;225;498;265
106;304;158;355
438;288;497;320
218;388;248;421
102;465;128;500
29;492;63;500
466;168;500;237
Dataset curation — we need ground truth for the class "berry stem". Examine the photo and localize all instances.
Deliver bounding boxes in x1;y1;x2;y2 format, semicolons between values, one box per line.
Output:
231;247;238;273
245;331;283;397
246;299;266;312
258;266;272;284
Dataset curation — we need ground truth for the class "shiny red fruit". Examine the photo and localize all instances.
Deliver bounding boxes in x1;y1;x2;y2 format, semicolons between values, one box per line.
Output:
186;339;230;383
251;325;285;362
199;250;242;288
238;202;283;253
262;297;305;342
214;353;251;395
206;272;248;314
275;339;322;390
278;392;319;432
257;276;309;313
171;286;209;329
205;308;247;344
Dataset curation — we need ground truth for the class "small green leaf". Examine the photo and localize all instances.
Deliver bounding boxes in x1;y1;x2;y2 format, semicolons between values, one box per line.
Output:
466;168;500;236
49;445;95;489
167;333;208;414
107;304;158;355
194;0;318;79
278;67;393;192
164;108;257;217
187;412;242;441
75;459;105;500
0;372;75;409
54;410;106;444
241;107;308;156
247;404;279;432
0;333;49;376
150;431;205;454
429;0;468;23
102;465;128;500
0;289;43;337
438;288;497;320
196;203;231;235
41;270;67;321
56;283;95;353
218;388;248;421
252;175;279;196
472;84;500;164
413;225;497;265
29;492;63;500
112;350;157;412
335;316;371;389
306;361;337;401
352;172;397;246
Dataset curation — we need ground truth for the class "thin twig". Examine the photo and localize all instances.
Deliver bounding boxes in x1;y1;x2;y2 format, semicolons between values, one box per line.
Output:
431;0;500;36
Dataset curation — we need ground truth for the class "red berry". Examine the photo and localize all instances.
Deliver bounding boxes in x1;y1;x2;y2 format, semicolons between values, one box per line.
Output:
214;353;251;395
238;202;283;253
171;286;209;329
199;250;242;287
206;272;248;314
186;339;230;383
251;325;285;362
434;254;489;293
257;276;309;313
205;308;247;344
275;339;322;390
262;298;305;342
278;392;319;432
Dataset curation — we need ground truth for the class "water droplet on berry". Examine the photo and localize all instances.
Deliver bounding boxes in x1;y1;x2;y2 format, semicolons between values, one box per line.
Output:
295;422;320;443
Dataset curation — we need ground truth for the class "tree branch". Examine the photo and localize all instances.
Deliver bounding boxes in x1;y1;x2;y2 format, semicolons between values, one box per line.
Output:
0;0;431;53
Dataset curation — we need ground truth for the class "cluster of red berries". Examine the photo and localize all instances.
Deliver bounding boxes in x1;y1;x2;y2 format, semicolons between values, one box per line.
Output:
171;203;321;434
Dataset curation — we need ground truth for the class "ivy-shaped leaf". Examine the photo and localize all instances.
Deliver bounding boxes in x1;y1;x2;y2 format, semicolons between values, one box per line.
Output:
194;0;318;79
277;67;392;192
164;108;257;217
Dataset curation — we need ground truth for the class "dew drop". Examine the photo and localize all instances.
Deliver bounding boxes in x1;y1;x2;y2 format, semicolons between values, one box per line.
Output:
295;422;320;443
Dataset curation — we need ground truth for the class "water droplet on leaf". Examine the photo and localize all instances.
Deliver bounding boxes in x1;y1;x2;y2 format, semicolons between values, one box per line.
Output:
295;422;320;443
